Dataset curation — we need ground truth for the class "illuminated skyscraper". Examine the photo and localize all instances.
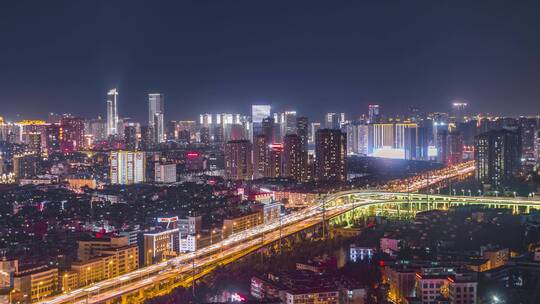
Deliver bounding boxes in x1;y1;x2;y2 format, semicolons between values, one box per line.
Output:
283;134;304;181
60;117;85;153
252;105;271;124
368;104;380;123
148;93;164;143
345;122;369;156
309;122;321;144
451;101;468;122
224;140;252;180
296;117;309;150
106;89;119;136
253;134;268;179
315;129;347;181
266;143;283;178
252;105;271;142
325;113;344;129
475;129;521;189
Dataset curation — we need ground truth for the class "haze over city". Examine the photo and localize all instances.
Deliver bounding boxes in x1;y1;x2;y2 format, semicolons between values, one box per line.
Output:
1;0;540;121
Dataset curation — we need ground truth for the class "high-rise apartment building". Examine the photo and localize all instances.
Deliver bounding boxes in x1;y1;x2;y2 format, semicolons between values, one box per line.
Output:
148;93;165;143
60;117;85;153
475;129;521;188
106;88;119;137
109;151;146;185
224;140;253;180
315;129;347;181
283;134;304;181
253;134;268;179
296;117;309;150
266;143;283;178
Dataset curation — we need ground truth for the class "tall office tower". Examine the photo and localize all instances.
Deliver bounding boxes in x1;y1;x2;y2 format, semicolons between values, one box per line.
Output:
475;129;521;189
417;119;435;160
140;126;155;150
153;112;164;143
253;134;268;179
199;114;213;129
109;151;146;185
124;124;138;150
252;105;271;123
266;143;283;178
436;130;448;165
148;93;165;143
167;120;177;141
309;122;321;145
455;120;477;146
224;140;252;180
85;117;107;141
283;134;304;181
345;123;369;156
261;116;275;144
447;131;464;165
60;117;85;153
368;104;380;123
106;88;119;137
451;101;468;122
278;111;297;140
200;127;210;144
296;117;309;150
437;130;463;165
315;129;347;181
252;105;271;140
325;113;341;129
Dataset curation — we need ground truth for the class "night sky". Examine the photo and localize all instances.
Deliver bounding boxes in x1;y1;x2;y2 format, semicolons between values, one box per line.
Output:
1;0;540;122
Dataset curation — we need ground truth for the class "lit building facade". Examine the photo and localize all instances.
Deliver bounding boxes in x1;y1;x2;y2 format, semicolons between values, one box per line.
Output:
224;140;252;180
109;151;146;185
315;129;347;181
106;88;119;137
148;93;165;143
475;129;521;188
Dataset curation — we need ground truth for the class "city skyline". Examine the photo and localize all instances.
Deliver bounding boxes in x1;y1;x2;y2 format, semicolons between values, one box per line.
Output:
2;1;540;121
